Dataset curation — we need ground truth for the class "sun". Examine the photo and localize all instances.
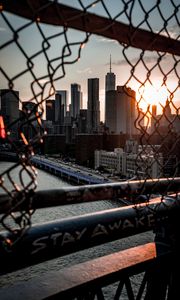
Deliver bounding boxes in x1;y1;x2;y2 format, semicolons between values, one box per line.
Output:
136;82;169;112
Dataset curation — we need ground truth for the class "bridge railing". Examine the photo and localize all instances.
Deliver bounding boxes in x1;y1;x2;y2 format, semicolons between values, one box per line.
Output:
0;181;180;298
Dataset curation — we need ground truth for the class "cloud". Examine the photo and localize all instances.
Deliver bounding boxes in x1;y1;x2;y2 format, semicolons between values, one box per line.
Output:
167;24;180;39
112;55;168;67
77;67;92;74
0;27;7;32
157;24;180;39
96;37;119;44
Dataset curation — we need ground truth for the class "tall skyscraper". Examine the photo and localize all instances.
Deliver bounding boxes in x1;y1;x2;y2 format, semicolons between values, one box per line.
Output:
0;89;19;126
87;78;100;133
151;104;157;132
106;86;138;135
0;89;19;139
46;99;55;122
117;86;138;136
71;83;82;119
78;109;87;133
105;55;116;92
105;90;117;133
56;90;68;118
151;98;173;134
55;93;63;124
105;55;116;123
163;98;171;118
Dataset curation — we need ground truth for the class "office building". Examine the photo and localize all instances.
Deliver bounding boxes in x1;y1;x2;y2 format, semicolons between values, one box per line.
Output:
46;99;55;122
0;89;19;126
77;109;87;133
105;85;138;135
105;55;116;92
71;83;82;119
105;55;116;122
55;90;68;122
87;78;100;133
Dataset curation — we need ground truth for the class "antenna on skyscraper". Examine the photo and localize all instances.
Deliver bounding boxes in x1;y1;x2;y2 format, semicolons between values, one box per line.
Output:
110;54;112;73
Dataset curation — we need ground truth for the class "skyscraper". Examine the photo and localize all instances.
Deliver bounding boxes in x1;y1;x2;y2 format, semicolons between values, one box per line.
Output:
71;83;82;119
106;86;138;135
46;99;55;122
0;89;19;126
105;55;116;92
87;78;100;133
117;86;138;136
151;104;157;132
0;89;19;139
105;55;116;124
105;90;117;133
55;93;63;125
55;90;68;118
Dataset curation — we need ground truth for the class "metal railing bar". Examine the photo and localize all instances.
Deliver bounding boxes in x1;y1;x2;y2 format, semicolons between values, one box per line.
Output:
2;0;180;56
0;178;180;214
0;243;162;300
0;195;177;274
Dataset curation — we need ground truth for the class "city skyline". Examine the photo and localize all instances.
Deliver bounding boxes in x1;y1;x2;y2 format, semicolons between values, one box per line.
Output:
0;1;179;122
1;49;179;122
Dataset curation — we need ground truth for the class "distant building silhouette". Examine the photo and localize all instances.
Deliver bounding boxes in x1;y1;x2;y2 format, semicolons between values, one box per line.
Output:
46;99;55;122
22;101;38;114
150;99;180;134
151;104;157;132
105;55;116;122
71;83;82;119
55;90;68;123
106;85;138;135
87;78;100;133
0;89;19;139
105;55;116;92
0;89;19;126
77;109;87;133
55;90;68;126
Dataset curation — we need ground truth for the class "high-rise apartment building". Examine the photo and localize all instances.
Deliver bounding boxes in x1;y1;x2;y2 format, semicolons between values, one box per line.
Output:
71;83;82;119
87;78;100;133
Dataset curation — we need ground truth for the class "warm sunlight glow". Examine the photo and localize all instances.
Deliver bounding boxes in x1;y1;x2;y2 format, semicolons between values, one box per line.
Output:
136;82;170;112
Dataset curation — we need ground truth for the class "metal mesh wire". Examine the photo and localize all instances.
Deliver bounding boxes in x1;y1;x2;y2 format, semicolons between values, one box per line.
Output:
0;0;180;237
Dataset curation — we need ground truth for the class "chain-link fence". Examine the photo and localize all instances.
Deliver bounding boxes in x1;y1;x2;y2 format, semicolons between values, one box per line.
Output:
0;0;180;240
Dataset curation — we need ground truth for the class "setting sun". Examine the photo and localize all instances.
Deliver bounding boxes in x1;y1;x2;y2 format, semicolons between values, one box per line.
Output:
136;82;170;112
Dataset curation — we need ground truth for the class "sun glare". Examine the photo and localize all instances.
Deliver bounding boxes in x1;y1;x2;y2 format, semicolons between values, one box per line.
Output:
136;82;169;112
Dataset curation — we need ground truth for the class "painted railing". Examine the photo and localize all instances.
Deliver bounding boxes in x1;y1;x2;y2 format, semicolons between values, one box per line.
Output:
0;180;180;299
